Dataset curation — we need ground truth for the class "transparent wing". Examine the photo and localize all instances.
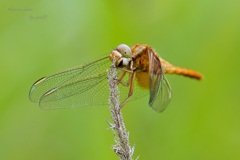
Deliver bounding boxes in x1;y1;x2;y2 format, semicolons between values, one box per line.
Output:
148;49;172;112
39;72;109;109
29;56;110;103
149;75;172;112
29;56;148;110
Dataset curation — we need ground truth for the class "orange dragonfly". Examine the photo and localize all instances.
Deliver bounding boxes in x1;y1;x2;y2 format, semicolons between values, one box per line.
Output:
29;44;202;112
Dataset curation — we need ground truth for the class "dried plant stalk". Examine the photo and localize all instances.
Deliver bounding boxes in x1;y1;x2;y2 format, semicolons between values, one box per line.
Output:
107;62;137;160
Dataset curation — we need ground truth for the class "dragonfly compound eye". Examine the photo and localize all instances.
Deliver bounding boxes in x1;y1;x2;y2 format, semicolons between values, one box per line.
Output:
116;44;132;58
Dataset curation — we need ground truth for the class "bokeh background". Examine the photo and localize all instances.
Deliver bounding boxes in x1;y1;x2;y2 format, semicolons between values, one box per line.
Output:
1;0;239;159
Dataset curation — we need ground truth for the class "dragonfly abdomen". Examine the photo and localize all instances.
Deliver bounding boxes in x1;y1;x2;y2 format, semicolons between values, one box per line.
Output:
165;65;202;79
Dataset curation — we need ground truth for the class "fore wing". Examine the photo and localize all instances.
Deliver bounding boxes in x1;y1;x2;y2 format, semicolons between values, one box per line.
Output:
29;57;110;103
148;49;172;112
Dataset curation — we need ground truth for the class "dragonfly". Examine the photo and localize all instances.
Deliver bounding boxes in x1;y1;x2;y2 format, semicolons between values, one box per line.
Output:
29;44;202;112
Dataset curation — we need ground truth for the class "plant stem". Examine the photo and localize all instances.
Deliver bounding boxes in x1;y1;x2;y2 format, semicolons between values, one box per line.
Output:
107;62;136;160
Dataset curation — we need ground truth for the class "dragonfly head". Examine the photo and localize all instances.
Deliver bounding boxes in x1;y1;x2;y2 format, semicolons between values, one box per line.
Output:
116;44;132;58
109;44;132;67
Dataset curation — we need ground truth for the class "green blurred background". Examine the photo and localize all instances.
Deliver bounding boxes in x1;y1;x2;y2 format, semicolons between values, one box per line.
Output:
0;0;239;159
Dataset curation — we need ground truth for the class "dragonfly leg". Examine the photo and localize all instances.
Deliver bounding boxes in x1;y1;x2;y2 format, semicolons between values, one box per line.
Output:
116;60;136;87
117;67;134;73
116;71;129;86
119;71;136;109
